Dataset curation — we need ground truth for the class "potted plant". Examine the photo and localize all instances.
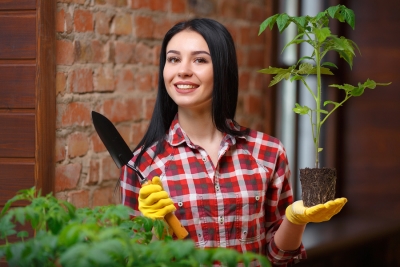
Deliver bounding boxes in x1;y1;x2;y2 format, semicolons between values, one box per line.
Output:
257;4;390;207
0;187;270;267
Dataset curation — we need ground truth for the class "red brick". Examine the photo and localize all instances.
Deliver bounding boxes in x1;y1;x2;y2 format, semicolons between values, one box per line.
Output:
60;102;92;127
246;94;262;115
101;157;120;182
111;13;132;35
55;163;82;192
171;0;187;13
91;40;106;63
91;133;106;153
134;16;154;39
145;98;155;120
248;3;267;23
133;42;154;65
236;47;247;67
153;18;174;39
114;41;134;64
248;47;265;68
153;44;161;65
239;25;251;46
94;11;111;35
92;186;119;206
56;9;65;33
239;70;250;91
68;68;94;93
55;137;66;163
74;40;90;63
87;159;100;185
131;123;145;146
67;132;89;158
56;40;74;65
74;9;94;32
68;190;90;208
131;0;167;11
95;0;127;5
102;98;142;123
134;69;153;92
56;72;67;95
115;67;134;92
94;66;115;92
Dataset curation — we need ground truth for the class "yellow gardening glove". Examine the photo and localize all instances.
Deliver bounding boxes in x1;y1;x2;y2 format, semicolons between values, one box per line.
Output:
138;176;177;220
285;198;347;225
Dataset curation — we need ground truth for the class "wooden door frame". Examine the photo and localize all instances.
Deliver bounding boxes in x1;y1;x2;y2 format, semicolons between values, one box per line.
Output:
35;0;56;195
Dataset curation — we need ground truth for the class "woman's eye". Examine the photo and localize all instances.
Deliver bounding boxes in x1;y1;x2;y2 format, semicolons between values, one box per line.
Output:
167;57;180;63
194;58;208;63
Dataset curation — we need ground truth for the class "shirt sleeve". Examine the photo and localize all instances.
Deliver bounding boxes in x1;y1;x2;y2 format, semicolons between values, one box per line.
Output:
120;164;142;217
264;144;307;266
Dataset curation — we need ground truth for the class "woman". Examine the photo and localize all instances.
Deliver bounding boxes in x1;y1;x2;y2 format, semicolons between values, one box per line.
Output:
120;18;346;266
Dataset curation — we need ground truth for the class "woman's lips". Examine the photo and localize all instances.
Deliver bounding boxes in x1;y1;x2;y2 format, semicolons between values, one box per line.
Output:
174;83;199;93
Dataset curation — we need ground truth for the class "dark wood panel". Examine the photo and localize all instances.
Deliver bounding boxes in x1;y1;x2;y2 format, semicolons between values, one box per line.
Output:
0;65;35;108
336;0;400;218
0;0;36;10
0;12;36;59
35;0;56;194
0;161;34;206
0;113;35;157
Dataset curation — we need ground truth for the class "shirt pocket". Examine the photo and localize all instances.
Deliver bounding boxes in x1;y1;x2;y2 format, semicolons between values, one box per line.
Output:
236;190;266;243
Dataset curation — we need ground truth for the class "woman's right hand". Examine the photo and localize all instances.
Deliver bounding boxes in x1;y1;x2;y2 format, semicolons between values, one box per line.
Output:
138;176;177;219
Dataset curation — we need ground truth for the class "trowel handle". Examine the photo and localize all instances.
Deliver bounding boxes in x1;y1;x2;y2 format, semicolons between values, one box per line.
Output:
141;180;189;240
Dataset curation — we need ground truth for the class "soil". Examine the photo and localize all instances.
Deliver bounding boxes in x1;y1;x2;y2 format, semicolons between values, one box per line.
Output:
299;167;336;207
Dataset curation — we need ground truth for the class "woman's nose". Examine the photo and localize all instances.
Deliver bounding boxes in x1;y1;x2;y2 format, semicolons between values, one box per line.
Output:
177;62;193;77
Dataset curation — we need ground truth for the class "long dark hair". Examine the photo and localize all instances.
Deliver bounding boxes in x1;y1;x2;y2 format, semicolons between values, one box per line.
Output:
134;18;248;166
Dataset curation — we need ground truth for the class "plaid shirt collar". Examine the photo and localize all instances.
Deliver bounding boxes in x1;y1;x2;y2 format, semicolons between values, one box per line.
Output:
166;113;246;148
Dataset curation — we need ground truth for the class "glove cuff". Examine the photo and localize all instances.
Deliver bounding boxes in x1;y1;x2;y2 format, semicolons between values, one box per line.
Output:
285;204;307;225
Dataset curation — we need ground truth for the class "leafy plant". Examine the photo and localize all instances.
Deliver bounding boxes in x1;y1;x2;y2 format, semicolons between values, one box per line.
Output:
0;188;270;267
258;4;391;168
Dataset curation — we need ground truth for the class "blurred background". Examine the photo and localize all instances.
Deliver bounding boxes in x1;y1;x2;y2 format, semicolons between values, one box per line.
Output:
0;0;399;266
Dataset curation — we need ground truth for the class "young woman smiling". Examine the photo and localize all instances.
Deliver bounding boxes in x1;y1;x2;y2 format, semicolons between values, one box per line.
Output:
120;18;347;267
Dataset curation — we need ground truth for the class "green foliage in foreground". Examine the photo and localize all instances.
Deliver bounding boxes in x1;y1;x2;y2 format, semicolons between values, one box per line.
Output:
0;187;270;267
258;4;391;168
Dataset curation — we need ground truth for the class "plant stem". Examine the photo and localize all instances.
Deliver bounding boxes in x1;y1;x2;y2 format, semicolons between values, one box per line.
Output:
315;45;321;169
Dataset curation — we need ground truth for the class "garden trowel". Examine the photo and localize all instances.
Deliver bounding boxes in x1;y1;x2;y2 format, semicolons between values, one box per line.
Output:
91;111;188;239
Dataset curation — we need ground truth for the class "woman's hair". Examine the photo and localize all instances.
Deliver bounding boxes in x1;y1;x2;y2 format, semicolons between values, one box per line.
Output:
134;18;248;166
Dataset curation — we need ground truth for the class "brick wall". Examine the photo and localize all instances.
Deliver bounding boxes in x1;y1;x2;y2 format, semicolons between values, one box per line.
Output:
55;0;273;207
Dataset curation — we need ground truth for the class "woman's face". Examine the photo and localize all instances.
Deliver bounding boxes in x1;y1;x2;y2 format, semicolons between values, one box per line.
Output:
163;30;214;112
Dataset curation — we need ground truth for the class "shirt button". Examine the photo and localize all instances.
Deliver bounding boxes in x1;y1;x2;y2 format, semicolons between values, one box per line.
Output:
255;195;260;201
178;201;183;207
215;185;220;191
219;216;224;224
202;157;207;162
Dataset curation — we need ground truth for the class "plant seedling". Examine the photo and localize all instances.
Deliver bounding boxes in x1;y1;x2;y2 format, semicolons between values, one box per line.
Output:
258;4;391;169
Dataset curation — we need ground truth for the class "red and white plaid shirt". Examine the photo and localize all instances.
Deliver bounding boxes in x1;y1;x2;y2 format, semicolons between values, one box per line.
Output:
120;115;306;266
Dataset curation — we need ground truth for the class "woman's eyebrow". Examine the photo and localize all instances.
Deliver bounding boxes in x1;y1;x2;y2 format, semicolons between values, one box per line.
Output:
166;50;211;56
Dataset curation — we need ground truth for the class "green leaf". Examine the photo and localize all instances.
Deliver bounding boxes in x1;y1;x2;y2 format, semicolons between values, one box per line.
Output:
277;13;290;32
343;7;356;29
321;62;338;69
281;33;306;53
292;16;307;28
324;100;341;108
293;103;310;115
315;11;327;22
308;67;334;75
318;148;324;152
290;75;304;82
329;83;356;92
297;56;314;65
258;14;279;35
316;109;329;114
327;5;341;19
314;27;331;43
16;231;29;239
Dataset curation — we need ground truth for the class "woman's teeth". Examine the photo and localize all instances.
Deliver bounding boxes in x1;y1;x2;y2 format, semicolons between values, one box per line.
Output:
177;84;197;89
